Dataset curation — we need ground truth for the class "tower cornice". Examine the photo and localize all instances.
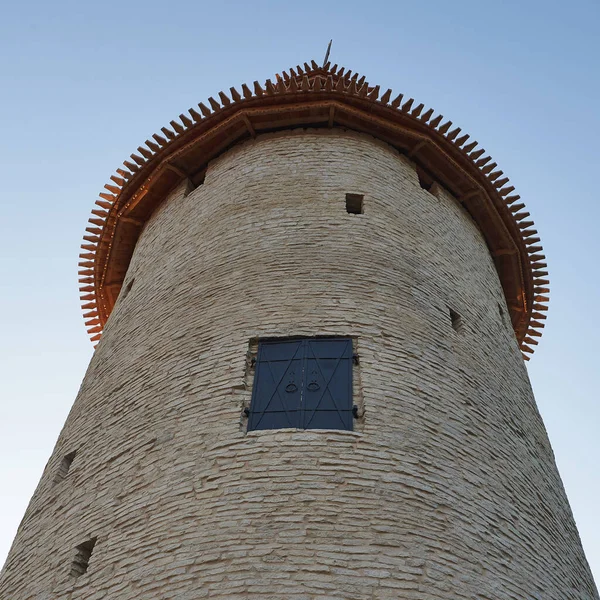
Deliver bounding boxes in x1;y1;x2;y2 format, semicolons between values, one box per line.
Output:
79;60;548;357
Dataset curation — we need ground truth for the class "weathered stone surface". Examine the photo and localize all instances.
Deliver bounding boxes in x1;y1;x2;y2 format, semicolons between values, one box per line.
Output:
1;129;597;599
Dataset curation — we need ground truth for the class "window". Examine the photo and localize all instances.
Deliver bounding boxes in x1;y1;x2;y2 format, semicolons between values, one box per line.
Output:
449;307;463;333
247;338;354;432
120;278;134;301
54;450;76;484
416;166;434;192
345;193;364;214
70;538;97;578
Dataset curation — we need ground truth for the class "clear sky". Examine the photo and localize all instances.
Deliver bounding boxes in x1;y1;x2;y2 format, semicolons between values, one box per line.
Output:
0;0;598;586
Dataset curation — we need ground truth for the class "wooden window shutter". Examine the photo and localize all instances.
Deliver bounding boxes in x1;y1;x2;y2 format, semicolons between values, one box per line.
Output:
248;338;353;432
302;338;353;430
247;339;304;431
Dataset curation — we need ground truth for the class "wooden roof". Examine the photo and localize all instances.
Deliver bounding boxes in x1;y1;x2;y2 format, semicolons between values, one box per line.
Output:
79;60;549;358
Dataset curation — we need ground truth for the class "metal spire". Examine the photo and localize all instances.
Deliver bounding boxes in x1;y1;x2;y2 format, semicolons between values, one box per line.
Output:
323;39;332;67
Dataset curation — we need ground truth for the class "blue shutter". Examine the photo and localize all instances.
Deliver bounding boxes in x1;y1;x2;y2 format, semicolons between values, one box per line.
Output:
302;338;353;431
248;338;353;432
247;339;303;431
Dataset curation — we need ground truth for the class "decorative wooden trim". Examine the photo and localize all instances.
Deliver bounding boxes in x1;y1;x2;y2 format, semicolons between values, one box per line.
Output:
80;61;549;359
164;163;188;178
328;106;335;128
408;139;429;158
241;114;256;138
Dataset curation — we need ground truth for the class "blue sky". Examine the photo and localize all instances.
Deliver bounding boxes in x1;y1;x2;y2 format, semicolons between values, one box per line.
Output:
0;0;598;585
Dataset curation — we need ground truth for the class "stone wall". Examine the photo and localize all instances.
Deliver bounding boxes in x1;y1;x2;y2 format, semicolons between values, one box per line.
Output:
1;129;597;599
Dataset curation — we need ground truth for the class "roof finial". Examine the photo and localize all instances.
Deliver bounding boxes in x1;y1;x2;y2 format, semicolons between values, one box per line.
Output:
323;39;332;67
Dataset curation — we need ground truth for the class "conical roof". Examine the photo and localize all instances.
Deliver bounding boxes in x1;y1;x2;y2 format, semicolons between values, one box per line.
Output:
79;59;548;358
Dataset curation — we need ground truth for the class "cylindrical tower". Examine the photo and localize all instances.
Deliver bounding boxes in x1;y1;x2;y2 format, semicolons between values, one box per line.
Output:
2;61;597;600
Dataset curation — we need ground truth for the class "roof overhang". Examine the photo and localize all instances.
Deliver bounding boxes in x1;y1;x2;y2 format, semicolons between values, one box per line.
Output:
79;61;549;358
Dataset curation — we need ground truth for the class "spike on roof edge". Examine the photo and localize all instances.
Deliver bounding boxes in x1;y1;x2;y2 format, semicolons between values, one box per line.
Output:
80;59;548;357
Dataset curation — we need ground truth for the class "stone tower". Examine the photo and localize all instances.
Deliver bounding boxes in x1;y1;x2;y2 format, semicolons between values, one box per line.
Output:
1;60;597;600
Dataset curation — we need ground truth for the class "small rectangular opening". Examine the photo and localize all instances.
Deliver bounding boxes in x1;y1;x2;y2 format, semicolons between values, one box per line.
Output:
71;537;97;578
449;307;463;333
416;166;435;192
120;278;135;301
345;193;364;215
54;450;77;484
184;172;205;197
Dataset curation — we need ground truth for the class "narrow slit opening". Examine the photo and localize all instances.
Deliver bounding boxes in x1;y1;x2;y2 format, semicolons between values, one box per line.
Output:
184;172;205;196
416;166;435;192
120;278;135;301
54;450;76;484
70;537;97;578
449;307;463;333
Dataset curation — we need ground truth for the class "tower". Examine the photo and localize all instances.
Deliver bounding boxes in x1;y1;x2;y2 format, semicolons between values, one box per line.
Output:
1;59;597;599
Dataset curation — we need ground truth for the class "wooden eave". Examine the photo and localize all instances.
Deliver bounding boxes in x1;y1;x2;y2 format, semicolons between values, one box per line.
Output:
80;60;549;357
